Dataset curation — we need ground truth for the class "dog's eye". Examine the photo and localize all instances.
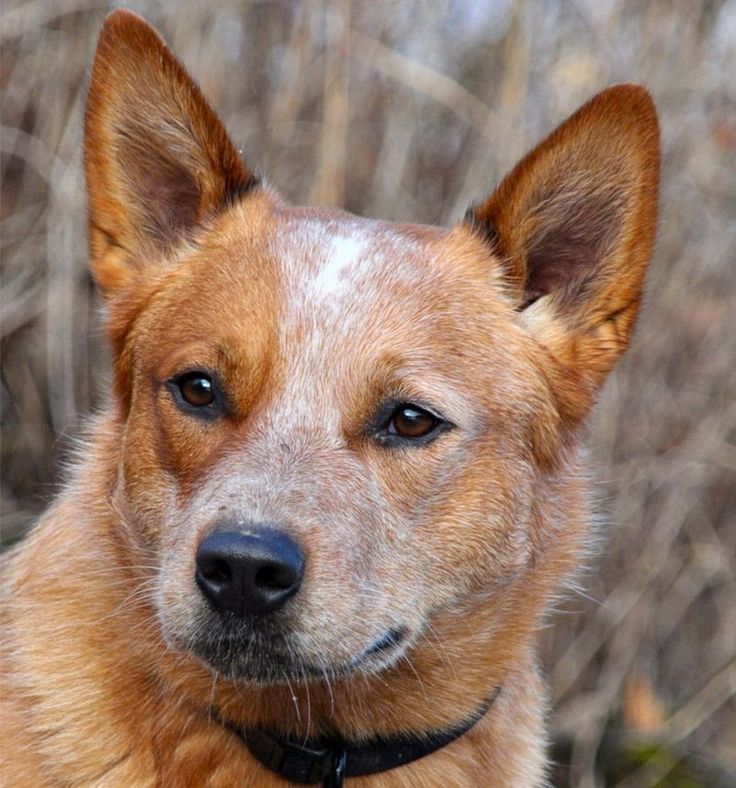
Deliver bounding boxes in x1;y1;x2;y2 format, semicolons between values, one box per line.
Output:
388;404;440;439
177;372;215;408
370;400;452;447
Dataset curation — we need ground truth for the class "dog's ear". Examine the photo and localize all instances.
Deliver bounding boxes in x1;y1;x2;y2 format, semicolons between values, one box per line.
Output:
84;10;258;297
466;84;659;422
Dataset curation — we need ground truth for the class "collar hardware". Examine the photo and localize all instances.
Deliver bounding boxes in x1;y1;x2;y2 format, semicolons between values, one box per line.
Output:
239;686;500;786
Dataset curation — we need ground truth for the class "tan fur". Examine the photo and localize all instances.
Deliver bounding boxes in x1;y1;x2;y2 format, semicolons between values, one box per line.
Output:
1;10;659;786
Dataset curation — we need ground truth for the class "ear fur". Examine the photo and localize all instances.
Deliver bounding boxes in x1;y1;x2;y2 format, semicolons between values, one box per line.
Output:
466;84;659;421
84;10;258;297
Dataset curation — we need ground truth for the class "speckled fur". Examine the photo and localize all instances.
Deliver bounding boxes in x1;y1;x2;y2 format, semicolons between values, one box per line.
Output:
1;10;659;787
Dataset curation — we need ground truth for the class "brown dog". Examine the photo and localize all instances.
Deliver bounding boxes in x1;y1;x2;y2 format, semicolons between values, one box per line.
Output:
0;10;659;786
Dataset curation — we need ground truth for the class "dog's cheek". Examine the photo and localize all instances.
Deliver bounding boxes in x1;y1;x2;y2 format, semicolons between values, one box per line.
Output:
283;465;415;651
289;456;430;655
389;442;536;609
118;439;216;652
114;398;182;549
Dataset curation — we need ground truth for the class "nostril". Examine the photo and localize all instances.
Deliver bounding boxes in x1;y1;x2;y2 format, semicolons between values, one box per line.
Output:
255;562;296;591
201;558;231;584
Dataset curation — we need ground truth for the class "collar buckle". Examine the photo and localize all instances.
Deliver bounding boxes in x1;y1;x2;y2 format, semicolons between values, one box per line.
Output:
323;749;347;788
245;728;335;783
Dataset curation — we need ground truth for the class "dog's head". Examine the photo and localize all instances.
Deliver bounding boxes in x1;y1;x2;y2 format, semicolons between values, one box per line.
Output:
85;11;658;685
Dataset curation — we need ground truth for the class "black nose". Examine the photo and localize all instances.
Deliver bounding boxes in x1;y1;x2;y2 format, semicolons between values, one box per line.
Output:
195;528;304;617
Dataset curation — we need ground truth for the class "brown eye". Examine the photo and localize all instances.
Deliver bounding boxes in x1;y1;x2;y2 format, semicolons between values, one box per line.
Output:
388;405;439;439
178;373;214;408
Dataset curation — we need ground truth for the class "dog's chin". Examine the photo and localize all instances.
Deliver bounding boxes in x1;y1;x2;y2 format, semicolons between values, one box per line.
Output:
186;625;412;685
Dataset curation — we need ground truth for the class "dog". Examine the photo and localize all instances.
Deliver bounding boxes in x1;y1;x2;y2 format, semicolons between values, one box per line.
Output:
0;9;659;786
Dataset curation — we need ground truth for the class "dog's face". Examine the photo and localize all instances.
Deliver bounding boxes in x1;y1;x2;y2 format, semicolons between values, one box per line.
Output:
117;203;546;681
85;13;658;684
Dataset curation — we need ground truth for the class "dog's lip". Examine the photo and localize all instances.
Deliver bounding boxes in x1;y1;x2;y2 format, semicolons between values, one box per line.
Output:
362;626;407;657
281;626;408;678
349;626;408;668
188;623;411;682
244;626;408;675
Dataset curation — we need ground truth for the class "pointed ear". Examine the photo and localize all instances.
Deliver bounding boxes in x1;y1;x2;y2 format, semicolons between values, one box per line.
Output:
466;84;659;420
84;10;259;297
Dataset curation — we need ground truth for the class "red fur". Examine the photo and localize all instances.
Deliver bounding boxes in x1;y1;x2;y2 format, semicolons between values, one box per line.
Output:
1;10;659;786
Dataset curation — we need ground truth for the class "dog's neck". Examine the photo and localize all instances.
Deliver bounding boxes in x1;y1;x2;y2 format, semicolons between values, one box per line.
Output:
199;628;547;784
228;686;502;786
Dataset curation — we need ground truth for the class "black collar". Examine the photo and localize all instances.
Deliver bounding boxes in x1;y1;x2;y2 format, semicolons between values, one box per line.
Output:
229;686;500;786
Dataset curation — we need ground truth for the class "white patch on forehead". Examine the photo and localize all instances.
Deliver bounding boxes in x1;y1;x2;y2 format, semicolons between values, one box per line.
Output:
275;217;423;308
273;217;427;435
311;234;368;301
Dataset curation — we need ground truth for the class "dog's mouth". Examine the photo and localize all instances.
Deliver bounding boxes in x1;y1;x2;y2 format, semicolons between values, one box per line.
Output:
188;624;411;684
349;626;407;667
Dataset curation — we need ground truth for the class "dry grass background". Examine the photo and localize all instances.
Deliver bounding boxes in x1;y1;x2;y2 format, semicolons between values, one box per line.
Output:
1;0;735;785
